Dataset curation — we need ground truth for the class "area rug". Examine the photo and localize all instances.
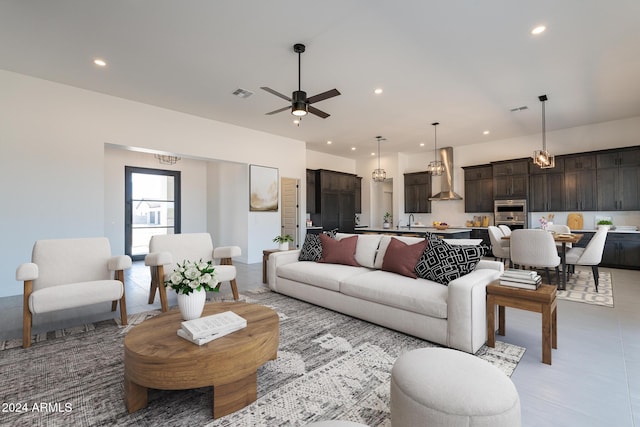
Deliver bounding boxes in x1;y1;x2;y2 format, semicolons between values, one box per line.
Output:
557;270;614;308
0;289;525;427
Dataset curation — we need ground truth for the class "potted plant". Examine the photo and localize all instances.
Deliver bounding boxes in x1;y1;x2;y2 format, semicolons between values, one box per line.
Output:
273;234;294;250
597;219;613;230
383;212;392;229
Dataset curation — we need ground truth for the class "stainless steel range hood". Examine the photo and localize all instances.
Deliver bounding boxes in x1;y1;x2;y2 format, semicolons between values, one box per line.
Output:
429;147;463;201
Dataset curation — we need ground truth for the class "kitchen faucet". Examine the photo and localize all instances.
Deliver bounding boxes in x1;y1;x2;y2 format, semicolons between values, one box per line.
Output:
408;214;414;229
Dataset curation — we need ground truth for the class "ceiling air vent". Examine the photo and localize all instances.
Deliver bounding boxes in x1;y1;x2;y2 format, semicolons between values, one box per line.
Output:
510;105;528;112
232;88;254;98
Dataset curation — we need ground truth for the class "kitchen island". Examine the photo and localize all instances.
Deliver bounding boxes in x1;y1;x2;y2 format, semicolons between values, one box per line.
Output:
355;227;472;239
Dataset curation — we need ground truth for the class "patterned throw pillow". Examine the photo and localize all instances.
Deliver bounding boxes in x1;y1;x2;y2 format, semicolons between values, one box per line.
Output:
297;229;341;262
298;234;322;261
415;238;487;285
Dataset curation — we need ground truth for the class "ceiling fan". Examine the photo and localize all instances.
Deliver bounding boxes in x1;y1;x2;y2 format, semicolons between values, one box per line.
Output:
261;43;340;119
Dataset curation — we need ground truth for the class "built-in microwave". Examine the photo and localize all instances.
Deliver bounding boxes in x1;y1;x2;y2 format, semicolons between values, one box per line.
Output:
494;199;528;229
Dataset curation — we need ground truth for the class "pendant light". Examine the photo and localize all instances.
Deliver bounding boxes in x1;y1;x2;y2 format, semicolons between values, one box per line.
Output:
372;136;387;182
427;122;444;175
533;94;555;169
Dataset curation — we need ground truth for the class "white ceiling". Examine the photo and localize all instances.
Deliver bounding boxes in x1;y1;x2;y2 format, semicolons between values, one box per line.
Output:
2;1;639;159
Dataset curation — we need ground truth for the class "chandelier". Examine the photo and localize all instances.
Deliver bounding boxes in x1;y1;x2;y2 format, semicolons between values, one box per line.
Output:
372;136;387;182
427;122;444;175
533;94;555;169
154;154;181;165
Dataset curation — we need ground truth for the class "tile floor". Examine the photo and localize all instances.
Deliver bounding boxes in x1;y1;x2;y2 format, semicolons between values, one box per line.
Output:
1;261;638;427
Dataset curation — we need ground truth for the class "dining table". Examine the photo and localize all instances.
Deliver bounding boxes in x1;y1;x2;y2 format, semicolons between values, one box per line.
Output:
502;232;583;290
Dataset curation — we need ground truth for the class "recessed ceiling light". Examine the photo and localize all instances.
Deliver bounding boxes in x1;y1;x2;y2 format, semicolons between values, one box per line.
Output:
371;152;375;156
374;88;383;95
531;25;546;35
351;147;356;151
293;119;300;124
327;140;332;144
483;130;490;135
93;58;107;67
420;143;425;147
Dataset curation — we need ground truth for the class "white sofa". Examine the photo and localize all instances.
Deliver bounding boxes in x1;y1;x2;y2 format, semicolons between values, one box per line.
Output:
268;233;503;353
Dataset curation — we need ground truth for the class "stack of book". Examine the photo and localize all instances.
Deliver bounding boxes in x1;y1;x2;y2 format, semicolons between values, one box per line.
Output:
177;311;247;345
499;269;542;290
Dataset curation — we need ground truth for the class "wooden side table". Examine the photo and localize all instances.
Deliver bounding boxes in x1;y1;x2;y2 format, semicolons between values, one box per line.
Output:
263;249;282;284
486;283;558;365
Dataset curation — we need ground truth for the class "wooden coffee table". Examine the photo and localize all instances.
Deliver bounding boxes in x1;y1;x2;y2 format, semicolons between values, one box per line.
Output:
124;302;279;418
486;283;557;365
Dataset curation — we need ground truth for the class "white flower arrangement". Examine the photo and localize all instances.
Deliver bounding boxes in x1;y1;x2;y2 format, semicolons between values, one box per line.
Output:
166;259;219;295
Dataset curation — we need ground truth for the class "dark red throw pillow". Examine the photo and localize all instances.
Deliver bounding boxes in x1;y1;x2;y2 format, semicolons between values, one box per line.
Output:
382;237;428;279
318;234;360;266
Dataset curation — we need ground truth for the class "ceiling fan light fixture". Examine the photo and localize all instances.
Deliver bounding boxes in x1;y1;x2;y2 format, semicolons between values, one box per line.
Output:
291;101;308;116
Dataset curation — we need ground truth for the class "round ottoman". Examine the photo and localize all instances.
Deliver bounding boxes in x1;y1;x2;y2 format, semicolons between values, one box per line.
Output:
390;348;521;427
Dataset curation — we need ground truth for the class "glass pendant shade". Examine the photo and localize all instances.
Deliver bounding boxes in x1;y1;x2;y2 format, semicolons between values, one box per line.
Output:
533;94;555;169
428;122;444;176
372;136;387;182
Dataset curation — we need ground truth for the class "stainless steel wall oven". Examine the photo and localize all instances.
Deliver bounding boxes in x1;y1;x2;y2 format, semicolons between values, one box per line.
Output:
494;199;528;229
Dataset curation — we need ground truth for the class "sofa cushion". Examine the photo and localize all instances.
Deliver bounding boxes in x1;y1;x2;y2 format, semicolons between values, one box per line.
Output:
299;234;322;261
382;237;428;279
319;234;360;266
415;239;487;285
340;270;448;318
277;261;369;292
337;233;382;268
374;235;427;269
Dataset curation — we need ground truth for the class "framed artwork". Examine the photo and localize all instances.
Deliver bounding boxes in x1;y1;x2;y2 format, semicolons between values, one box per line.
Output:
250;164;279;212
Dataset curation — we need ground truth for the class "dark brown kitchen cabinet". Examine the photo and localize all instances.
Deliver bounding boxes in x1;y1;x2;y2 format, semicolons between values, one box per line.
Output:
306;169;317;214
596;148;640;211
563;154;597;211
601;233;640;269
463;165;493;212
492;159;529;199
355;176;362;213
404;171;431;213
307;169;357;233
528;157;565;212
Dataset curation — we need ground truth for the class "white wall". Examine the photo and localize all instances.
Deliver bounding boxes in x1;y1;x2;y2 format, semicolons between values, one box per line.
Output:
306;150;356;173
1;70;306;297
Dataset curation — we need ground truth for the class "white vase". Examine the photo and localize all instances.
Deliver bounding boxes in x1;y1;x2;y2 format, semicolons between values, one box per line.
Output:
177;289;207;321
383;222;390;229
278;242;289;251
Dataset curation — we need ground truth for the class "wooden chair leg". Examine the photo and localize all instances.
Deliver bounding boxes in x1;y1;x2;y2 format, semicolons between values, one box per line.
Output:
230;279;239;301
148;266;159;304
111;300;118;311
23;280;33;349
157;265;168;312
115;269;128;325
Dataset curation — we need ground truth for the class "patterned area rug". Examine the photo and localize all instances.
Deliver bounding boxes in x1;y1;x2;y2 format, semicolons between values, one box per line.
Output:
557;270;614;308
0;290;525;427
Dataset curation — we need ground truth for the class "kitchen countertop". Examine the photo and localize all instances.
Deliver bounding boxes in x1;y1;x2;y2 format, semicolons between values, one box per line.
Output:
357;227;472;235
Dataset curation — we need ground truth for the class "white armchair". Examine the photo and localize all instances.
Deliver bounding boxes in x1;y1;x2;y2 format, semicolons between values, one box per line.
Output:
145;233;240;312
16;237;130;348
565;229;608;292
510;229;561;285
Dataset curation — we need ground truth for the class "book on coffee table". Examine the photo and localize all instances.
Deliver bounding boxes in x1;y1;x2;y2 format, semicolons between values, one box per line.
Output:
178;311;247;345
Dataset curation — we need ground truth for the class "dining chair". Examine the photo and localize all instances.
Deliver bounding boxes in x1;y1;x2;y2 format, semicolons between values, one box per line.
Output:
498;225;512;237
488;225;510;266
565;228;608;292
547;224;573;249
510;229;561;285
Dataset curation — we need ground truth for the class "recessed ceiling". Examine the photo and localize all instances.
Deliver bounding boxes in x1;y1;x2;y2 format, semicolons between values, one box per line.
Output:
1;1;639;159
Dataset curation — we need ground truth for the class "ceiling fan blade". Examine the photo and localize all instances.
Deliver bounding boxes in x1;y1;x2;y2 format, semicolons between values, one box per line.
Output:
265;106;291;115
308;105;330;119
260;87;291;102
307;89;341;104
